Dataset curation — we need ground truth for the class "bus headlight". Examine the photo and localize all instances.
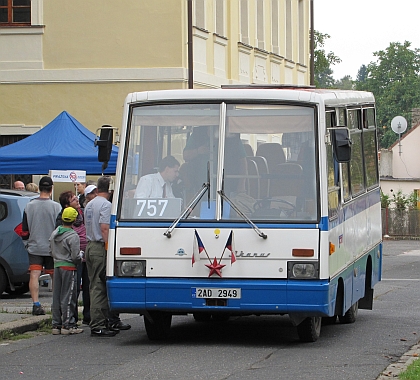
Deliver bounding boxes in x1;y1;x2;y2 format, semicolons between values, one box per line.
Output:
287;262;319;279
116;260;146;277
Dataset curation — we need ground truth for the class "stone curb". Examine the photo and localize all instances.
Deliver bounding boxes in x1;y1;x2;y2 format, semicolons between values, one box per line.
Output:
0;315;51;336
376;342;420;379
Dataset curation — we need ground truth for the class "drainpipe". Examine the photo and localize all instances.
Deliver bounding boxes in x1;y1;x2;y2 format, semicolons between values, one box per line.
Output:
310;0;315;86
188;0;193;89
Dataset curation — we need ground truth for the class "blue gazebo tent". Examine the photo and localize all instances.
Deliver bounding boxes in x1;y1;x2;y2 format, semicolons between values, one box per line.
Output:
0;111;118;174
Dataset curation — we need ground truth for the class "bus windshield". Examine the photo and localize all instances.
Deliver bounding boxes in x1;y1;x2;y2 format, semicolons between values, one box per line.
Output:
120;102;318;222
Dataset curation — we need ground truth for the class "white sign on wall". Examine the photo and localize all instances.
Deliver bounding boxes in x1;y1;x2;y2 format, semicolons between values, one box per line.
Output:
49;170;86;183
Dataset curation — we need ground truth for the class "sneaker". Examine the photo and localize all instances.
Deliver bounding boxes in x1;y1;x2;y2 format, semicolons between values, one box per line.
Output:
108;321;132;331
61;327;84;335
52;328;61;335
90;328;117;337
32;304;45;316
82;319;91;325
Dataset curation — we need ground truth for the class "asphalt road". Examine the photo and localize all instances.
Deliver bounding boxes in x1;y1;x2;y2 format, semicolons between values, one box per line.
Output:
0;239;419;380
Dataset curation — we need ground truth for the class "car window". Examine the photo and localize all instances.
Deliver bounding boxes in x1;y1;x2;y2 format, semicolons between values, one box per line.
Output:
0;202;6;222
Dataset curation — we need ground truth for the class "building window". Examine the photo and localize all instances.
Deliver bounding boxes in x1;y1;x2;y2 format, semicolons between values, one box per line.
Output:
215;0;224;36
256;0;264;49
240;0;249;45
0;0;31;26
285;0;292;59
298;0;305;64
271;0;279;55
194;0;205;29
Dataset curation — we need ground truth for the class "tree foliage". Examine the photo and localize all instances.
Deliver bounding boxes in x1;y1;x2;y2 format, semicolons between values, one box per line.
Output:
355;41;420;148
334;75;354;90
314;31;341;88
356;65;368;83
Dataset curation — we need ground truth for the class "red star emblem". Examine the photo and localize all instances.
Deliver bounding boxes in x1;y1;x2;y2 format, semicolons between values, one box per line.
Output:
205;257;225;278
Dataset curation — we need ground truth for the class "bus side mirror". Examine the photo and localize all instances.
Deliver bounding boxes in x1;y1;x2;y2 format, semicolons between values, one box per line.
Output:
331;128;352;163
96;126;113;163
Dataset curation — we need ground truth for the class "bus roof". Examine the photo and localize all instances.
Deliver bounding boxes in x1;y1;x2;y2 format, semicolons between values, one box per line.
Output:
126;88;375;108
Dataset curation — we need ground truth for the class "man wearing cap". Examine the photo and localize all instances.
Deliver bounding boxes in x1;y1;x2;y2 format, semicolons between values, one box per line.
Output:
84;184;97;206
22;176;61;315
84;176;131;337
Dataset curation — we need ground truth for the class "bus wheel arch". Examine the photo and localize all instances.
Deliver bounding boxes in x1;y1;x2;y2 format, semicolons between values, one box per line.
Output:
335;275;359;324
359;255;374;310
335;277;345;317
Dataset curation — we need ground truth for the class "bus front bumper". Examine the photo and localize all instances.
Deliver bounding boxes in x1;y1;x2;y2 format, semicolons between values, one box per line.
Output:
107;277;333;316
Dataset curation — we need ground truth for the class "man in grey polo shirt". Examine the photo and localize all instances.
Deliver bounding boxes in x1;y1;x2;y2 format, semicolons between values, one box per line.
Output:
84;176;131;337
22;176;61;316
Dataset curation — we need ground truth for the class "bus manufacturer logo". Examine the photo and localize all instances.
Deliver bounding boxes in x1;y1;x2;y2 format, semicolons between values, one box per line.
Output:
176;248;187;256
236;251;271;258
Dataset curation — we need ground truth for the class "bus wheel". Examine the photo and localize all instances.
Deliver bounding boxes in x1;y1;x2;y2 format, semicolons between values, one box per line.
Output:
144;312;172;340
338;301;358;324
296;317;321;342
193;312;212;322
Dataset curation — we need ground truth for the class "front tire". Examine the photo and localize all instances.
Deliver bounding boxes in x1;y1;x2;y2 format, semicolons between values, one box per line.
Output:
296;316;322;342
144;312;172;340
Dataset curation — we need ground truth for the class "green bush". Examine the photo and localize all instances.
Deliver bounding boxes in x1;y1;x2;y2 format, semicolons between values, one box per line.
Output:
382;189;419;210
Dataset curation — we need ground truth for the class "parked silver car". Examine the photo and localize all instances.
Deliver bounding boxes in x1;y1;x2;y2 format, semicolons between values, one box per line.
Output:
0;189;39;297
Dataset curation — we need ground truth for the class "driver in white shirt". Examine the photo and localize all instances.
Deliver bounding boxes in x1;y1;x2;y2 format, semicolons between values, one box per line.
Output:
134;155;180;199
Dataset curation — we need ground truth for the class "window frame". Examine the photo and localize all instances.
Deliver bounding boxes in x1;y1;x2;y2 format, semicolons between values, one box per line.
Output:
0;0;31;26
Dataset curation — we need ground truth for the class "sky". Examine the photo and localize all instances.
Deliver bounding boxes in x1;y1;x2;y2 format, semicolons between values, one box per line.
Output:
314;0;420;80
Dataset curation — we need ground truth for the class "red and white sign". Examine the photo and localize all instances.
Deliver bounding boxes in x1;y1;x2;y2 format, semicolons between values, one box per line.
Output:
49;170;86;183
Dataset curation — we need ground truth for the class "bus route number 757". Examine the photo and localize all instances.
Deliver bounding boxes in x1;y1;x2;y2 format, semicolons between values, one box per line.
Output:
136;199;168;217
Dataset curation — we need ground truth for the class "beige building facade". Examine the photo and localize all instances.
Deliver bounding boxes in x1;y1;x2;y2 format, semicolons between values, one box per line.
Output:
0;0;311;140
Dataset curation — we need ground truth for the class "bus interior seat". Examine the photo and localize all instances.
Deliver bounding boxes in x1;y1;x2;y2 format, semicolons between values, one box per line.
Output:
268;163;303;205
243;143;254;157
255;143;286;173
249;156;269;199
246;157;259;199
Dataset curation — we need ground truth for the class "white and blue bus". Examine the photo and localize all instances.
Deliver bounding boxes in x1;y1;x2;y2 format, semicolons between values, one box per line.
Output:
102;87;382;342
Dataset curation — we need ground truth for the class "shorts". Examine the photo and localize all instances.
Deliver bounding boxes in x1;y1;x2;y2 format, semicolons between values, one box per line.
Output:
28;254;54;274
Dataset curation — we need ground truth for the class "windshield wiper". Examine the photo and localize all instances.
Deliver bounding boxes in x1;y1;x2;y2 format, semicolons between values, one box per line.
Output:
217;189;267;239
164;163;211;238
163;182;209;238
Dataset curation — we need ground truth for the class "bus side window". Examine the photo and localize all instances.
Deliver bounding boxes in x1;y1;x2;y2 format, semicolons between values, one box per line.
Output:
337;107;351;201
348;109;365;195
363;108;379;188
326;110;339;219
